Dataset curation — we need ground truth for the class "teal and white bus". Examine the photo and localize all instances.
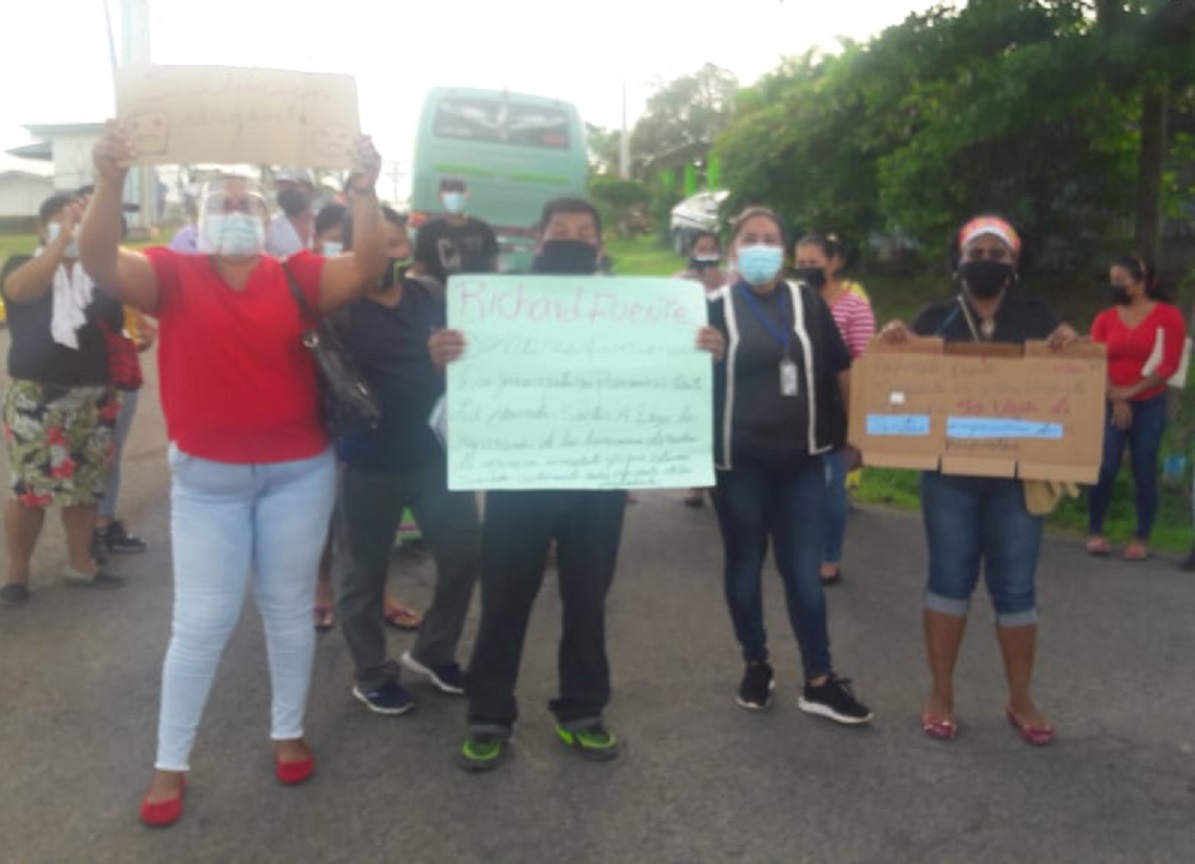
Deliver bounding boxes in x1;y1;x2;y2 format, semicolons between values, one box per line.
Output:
409;87;588;273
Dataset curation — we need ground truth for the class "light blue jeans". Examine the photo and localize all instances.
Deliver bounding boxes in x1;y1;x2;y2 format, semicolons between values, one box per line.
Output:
155;443;335;771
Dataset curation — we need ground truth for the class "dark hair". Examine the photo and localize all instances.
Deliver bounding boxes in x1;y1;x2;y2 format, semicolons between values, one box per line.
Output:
729;206;785;247
688;230;720;253
538;196;603;240
76;184;95;198
439;177;467;193
38;193;76;224
1112;254;1168;302
277;186;311;217
314;203;348;239
795;231;843;261
341;205;406;251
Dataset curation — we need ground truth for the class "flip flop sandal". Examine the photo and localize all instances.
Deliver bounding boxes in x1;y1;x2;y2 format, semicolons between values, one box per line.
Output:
1084;538;1112;556
384;604;423;631
313;605;335;632
1123;543;1149;562
920;715;959;740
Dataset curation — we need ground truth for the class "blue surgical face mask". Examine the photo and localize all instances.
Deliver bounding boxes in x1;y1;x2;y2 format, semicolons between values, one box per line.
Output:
441;192;467;215
321;240;343;257
736;243;784;286
203;213;265;256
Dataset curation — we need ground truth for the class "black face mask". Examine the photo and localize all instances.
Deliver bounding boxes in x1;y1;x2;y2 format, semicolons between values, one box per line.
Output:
793;266;828;290
1110;284;1132;306
533;239;599;275
960;260;1014;299
382;256;412;289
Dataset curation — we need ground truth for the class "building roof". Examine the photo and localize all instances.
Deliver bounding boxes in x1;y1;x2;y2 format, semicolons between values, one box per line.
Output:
6;141;51;161
23;122;107;137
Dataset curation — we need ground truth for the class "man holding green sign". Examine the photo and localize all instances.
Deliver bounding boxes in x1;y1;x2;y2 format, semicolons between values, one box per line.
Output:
429;197;725;770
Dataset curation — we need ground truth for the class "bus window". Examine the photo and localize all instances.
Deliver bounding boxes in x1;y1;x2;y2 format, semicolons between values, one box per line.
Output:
433;98;570;149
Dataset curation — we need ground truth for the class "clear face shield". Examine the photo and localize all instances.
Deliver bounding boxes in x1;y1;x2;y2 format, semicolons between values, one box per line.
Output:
196;176;270;256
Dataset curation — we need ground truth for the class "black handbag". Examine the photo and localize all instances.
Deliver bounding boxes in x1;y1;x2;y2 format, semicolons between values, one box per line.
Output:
282;264;381;438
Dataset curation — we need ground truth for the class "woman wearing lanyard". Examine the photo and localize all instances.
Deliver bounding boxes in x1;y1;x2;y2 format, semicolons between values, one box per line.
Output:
879;214;1077;744
709;206;872;724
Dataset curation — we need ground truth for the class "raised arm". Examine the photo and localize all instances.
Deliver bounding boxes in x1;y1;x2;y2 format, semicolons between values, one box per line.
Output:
316;136;387;312
79;122;161;313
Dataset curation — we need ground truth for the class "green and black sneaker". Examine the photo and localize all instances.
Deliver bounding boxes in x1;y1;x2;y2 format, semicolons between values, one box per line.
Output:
553;719;621;762
457;730;510;772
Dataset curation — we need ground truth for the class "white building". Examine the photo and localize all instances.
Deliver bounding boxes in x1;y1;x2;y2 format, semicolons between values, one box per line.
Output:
0;171;55;219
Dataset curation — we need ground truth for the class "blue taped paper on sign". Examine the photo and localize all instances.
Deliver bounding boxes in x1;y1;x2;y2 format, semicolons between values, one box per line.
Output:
866;414;931;436
946;417;1063;440
445;274;714;491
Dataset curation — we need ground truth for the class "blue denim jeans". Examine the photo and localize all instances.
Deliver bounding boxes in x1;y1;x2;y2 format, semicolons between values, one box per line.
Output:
1087;392;1166;540
99;389;139;520
823;449;848;565
920;471;1043;626
155;444;336;771
712;449;832;679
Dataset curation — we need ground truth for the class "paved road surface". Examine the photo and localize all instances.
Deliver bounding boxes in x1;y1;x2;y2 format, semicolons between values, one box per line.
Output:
1;335;1194;863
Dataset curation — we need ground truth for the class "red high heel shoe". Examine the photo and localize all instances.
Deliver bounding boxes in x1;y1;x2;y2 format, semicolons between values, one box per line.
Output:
1006;707;1055;746
276;753;316;785
140;776;187;827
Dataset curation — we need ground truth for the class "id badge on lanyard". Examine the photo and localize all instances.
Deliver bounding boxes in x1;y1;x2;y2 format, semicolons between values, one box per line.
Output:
779;358;799;397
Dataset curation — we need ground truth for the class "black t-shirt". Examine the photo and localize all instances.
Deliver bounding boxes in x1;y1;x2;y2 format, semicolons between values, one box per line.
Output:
334;279;446;471
1;255;123;386
414;217;498;284
911;294;1060;343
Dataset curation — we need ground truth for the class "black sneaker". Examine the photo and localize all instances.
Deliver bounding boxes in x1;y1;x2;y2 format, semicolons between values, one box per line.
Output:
352;680;416;716
401;651;465;695
798;673;873;725
736;660;775;710
103;521;148;554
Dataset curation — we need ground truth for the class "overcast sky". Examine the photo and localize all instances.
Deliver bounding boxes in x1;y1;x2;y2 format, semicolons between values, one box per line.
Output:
1;0;943;178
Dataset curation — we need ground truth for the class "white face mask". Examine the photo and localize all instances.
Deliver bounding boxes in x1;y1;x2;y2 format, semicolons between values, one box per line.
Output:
321;241;343;257
441;192;467;214
203;213;266;256
46;221;79;258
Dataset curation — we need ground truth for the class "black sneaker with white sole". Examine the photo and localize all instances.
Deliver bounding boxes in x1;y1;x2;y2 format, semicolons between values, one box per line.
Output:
352;680;416;715
401;651;465;695
798;673;873;724
736;660;775;710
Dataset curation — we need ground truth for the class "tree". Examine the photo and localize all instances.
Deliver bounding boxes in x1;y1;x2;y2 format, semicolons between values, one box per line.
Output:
629;64;738;179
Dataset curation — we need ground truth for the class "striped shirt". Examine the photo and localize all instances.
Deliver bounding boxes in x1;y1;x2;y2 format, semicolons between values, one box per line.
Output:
827;289;875;359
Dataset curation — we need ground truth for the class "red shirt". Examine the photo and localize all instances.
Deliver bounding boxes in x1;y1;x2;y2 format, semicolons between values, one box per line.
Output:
145;248;328;463
1091;302;1187;401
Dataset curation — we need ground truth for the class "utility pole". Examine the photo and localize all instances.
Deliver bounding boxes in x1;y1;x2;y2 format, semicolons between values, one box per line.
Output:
619;81;631;180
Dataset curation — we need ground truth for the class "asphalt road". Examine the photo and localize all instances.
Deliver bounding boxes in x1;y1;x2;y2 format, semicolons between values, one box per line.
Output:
2;335;1194;864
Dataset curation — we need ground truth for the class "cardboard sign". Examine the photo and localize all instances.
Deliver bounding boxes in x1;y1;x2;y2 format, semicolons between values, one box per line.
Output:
445;275;714;491
115;65;360;168
849;338;1107;482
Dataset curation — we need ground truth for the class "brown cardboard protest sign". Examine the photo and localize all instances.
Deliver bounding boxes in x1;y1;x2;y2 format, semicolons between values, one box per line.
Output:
115;65;359;168
849;339;1107;483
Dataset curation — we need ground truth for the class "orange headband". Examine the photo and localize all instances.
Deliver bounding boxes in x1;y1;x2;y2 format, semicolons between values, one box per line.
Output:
958;217;1021;257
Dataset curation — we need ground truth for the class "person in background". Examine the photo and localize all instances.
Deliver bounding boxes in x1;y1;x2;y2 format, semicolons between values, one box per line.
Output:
412;177;498;285
94;306;156;556
309;203;424;633
878;213;1077;745
332;205;480;714
676;230;727;508
793;232;875;585
709;206;872;725
431;196;725;771
81;122;386;827
1;192;126;606
168;196;200;254
265;168;316;259
1085;255;1185;562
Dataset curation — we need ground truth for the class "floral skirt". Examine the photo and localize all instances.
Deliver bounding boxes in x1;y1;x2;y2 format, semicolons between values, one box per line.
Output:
3;379;119;508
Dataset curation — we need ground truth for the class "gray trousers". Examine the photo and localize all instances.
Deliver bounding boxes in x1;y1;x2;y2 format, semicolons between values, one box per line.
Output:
334;461;480;689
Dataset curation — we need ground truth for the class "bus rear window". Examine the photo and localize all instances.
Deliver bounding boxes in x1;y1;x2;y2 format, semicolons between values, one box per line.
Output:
433;98;570;149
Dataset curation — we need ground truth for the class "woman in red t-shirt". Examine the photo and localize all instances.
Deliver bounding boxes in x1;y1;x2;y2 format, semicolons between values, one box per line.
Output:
79;123;388;828
1086;255;1186;561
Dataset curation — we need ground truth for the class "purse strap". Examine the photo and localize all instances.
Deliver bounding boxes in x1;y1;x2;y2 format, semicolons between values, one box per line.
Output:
281;262;319;328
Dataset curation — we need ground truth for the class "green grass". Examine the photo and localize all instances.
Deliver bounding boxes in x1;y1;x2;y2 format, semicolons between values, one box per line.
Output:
609;234;1195;554
0;234;37;260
